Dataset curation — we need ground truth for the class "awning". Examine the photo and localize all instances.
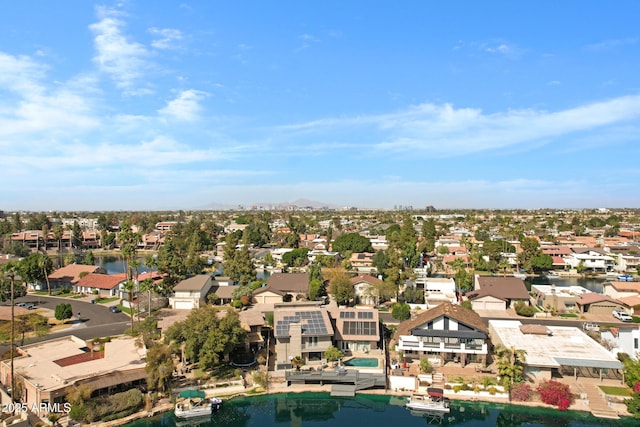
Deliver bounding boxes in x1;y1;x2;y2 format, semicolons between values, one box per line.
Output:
554;357;623;370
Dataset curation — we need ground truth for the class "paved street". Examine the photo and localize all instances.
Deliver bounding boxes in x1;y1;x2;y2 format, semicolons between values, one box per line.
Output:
1;294;132;352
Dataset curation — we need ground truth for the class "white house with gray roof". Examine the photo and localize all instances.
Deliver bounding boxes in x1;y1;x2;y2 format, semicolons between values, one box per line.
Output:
169;274;214;310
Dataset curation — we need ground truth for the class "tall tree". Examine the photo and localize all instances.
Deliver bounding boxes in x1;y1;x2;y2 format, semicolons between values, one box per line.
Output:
495;344;527;399
327;268;354;306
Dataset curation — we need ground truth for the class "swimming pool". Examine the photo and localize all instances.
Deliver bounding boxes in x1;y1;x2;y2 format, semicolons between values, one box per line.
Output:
343;357;379;367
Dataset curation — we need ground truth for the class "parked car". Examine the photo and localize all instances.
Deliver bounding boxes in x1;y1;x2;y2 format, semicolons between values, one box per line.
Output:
612;310;633;322
15;302;27;307
25;303;36;310
109;306;122;313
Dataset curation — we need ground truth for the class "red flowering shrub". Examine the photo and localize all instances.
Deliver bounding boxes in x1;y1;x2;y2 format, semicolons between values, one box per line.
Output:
240;295;250;306
537;380;574;411
634;381;640;393
511;383;532;402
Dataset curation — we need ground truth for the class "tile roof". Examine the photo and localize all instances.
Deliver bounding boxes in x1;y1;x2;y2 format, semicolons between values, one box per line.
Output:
577;292;624;305
76;273;126;290
604;281;640;292
395;301;487;339
49;264;104;283
351;274;383;285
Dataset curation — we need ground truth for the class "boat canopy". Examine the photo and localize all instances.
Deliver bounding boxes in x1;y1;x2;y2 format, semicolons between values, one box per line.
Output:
179;389;206;399
427;388;444;398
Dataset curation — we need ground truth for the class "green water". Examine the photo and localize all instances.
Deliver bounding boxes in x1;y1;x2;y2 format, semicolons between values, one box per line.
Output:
123;392;635;427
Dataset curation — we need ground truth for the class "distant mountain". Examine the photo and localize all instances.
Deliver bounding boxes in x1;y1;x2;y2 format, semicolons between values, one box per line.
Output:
195;199;339;210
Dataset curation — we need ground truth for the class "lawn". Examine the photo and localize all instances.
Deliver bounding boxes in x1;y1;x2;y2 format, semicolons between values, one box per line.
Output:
558;313;578;318
95;297;119;304
599;385;632;397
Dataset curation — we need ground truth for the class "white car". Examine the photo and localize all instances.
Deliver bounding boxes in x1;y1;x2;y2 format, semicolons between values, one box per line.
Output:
613;310;633;322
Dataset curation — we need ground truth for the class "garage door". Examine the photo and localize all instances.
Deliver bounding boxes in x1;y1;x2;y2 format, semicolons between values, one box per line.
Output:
473;300;504;311
174;300;194;310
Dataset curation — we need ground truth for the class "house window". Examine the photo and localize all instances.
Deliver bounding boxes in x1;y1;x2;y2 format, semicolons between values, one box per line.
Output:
443;318;449;330
340;312;355;319
306;337;318;348
635;338;639;349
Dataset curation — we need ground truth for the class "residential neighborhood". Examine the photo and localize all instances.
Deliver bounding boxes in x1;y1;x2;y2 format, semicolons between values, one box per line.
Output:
1;208;640;424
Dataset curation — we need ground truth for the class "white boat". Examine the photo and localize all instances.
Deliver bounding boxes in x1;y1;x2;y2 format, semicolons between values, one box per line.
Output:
617;274;633;282
513;273;526;279
545;272;560;279
406;389;450;413
174;396;222;419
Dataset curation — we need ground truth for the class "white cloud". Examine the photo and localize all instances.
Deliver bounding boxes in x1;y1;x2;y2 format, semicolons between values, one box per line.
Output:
277;94;640;158
585;37;639;51
149;27;183;50
89;6;151;93
0;52;46;96
158;89;208;121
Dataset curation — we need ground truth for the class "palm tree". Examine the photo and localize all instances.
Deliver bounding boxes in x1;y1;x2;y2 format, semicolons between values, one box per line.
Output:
494;344;527;400
122;280;136;335
37;254;53;296
139;278;156;315
1;262;19;403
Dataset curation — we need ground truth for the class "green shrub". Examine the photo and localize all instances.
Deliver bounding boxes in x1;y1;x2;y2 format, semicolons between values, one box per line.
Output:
515;301;535;317
488;386;497;395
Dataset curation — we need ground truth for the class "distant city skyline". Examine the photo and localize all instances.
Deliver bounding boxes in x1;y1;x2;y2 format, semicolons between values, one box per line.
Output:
1;1;640;211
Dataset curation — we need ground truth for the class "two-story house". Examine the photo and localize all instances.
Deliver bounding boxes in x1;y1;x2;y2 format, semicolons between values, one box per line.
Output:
169;274;214;310
394;302;489;367
273;302;334;369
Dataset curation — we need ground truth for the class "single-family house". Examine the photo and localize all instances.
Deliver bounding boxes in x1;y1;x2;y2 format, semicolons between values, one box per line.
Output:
273;302;334;368
603;281;640;300
328;307;380;353
74;273;127;297
45;264;106;291
489;320;623;381
351;274;383;306
252;273;309;305
467;276;530;311
600;325;640;360
564;249;615;273
394;302;489;367
169;274;214;310
349;252;375;273
531;284;590;312
0;335;147;413
576;293;628;315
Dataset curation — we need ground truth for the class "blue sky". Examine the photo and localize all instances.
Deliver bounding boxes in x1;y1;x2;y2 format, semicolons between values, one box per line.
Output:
1;1;639;211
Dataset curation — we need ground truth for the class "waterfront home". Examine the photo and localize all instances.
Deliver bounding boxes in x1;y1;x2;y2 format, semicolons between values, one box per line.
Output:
531;284;590;312
489;320;623;381
328;307;380;353
575;292;629;315
394;302;489;367
600;324;640;360
602;281;640;300
467;275;530;311
252;272;309;304
273;301;334;369
0;335;146;414
45;264;106;291
564;249;615;273
169;274;214;310
73;272;126;297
